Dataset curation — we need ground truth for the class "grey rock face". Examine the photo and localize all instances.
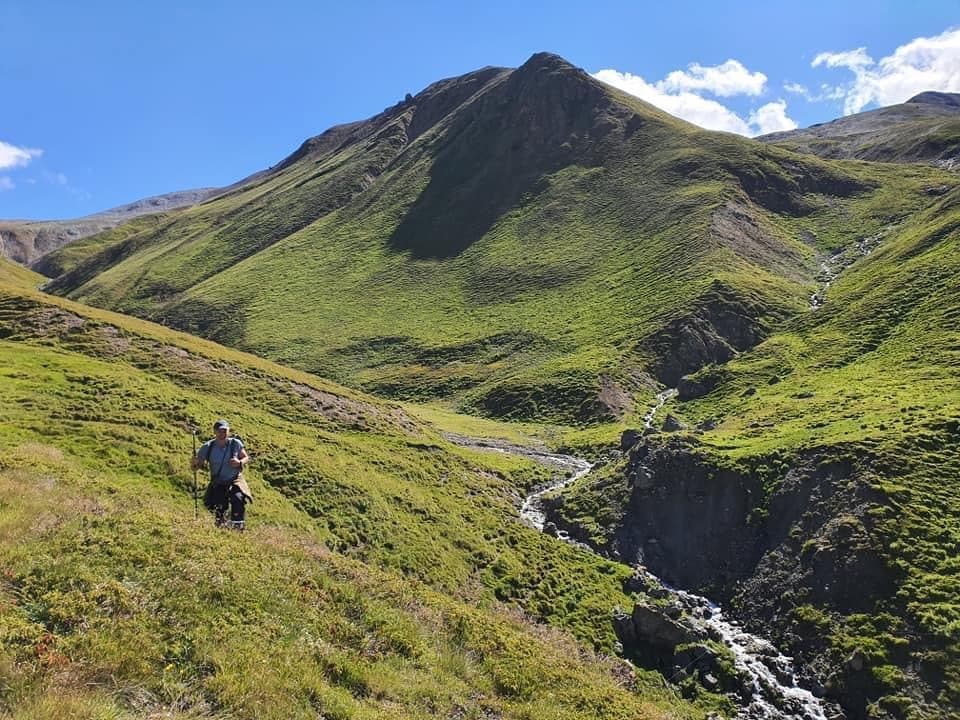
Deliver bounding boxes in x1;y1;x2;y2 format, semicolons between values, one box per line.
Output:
631;604;690;650
677;374;711;399
619;428;643;450
906;91;960;108
661;414;686;432
639;281;782;388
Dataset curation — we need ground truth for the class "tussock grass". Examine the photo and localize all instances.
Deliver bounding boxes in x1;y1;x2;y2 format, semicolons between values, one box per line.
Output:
0;268;707;718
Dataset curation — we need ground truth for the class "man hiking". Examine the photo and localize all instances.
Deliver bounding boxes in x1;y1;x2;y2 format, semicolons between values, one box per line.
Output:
192;419;252;529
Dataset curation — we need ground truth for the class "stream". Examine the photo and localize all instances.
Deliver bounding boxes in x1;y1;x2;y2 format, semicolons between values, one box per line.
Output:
445;392;840;720
809;231;886;311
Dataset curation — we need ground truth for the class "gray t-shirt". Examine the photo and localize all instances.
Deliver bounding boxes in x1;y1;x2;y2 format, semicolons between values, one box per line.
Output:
198;437;245;485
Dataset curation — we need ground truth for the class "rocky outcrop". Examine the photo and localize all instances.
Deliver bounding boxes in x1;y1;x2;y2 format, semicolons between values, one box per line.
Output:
609;436;896;610
724;157;868;215
552;435;900;718
638;281;788;387
612;601;704;668
677;374;714;400
610;572;829;711
661;414;686;432
611;436;765;595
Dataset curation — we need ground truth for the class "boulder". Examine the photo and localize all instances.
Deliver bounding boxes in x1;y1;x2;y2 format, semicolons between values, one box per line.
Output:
663;602;683;620
662;414;687;432
620;428;643;450
623;567;656;595
674;643;719;675
630;604;690;651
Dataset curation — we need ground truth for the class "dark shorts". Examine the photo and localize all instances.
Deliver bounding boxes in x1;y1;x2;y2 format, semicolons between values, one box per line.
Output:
203;481;246;522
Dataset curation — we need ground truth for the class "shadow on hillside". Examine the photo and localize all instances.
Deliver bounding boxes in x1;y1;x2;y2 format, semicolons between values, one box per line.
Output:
386;51;639;258
387;157;552;259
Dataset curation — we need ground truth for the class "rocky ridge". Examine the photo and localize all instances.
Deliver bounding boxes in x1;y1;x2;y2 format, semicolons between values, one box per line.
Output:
760;91;960;168
1;188;220;266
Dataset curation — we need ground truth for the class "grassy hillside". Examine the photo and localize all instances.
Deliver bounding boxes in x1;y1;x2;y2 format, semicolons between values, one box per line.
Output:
0;263;711;719
42;53;957;427
0;259;43;288
23;53;960;716
685;188;960;716
551;184;960;717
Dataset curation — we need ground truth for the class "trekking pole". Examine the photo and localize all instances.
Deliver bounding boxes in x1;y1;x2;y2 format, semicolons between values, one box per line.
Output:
192;430;199;519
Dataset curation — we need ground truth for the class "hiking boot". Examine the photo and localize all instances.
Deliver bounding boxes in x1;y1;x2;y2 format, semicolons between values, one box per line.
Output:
229;520;245;531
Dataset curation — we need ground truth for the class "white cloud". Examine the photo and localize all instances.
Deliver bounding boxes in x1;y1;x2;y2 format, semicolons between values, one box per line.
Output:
594;69;751;134
41;170;69;187
660;59;767;97
812;27;960;114
784;81;847;103
0;177;14;192
749;100;798;134
813;47;874;71
0;141;42;170
593;66;796;137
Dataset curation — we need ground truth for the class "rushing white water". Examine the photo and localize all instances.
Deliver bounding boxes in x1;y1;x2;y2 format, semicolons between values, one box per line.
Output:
520;458;592;531
666;583;831;720
444;392;839;719
644;388;678;429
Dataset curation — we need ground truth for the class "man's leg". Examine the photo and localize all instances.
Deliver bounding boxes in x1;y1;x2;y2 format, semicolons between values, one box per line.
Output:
228;485;246;530
204;483;229;527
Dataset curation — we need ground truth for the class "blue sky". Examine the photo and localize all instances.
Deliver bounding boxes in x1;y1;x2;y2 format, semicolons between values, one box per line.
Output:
2;0;959;220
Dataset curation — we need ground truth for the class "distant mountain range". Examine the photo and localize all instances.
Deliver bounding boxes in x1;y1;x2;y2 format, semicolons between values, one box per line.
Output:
761;91;960;168
0;187;221;265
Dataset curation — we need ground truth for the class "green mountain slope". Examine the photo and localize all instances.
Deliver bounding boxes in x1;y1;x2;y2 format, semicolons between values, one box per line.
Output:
761;92;960;168
42;53;956;426
0;263;717;719
549;184;960;717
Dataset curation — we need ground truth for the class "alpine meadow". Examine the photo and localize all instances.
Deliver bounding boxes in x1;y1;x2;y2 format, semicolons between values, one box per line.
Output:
3;51;960;720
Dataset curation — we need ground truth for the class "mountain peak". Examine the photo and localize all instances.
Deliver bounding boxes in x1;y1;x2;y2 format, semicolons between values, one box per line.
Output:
512;51;593;86
905;91;960;108
519;51;577;71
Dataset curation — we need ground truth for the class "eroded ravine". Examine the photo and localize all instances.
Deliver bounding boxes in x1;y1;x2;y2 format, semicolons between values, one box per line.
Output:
445;393;841;720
